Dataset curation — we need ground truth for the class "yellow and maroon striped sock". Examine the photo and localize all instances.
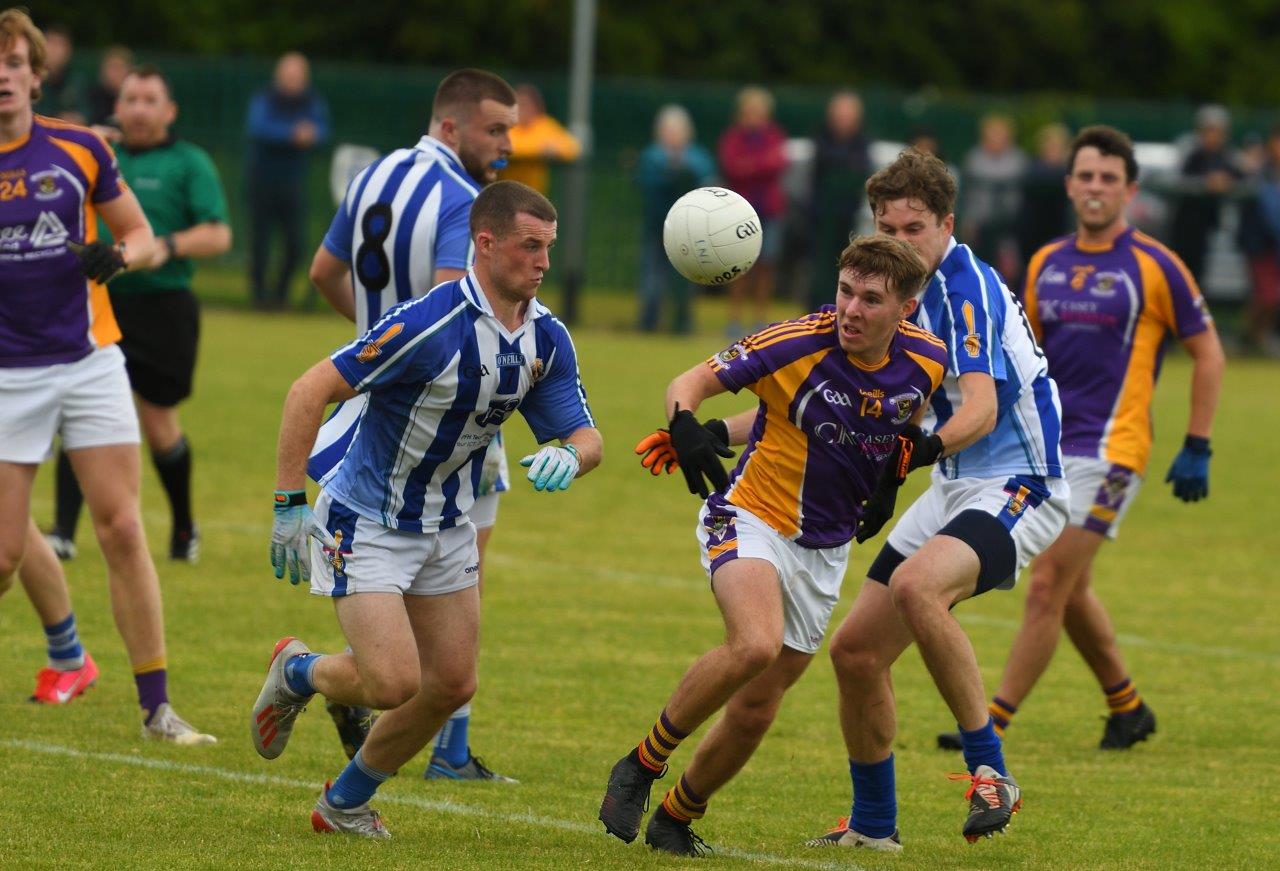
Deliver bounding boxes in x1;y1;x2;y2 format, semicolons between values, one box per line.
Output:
637;709;688;773
1104;677;1143;715
661;773;708;822
989;696;1017;738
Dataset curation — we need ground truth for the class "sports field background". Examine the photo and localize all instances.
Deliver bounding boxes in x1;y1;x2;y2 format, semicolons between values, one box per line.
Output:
1;294;1277;869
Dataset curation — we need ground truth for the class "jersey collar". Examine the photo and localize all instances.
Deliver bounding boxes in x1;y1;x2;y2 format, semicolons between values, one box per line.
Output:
917;235;958;304
1074;224;1133;253
416;135;466;175
460;270;549;325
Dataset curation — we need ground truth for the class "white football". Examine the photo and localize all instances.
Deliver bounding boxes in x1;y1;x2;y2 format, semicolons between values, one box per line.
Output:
662;187;763;285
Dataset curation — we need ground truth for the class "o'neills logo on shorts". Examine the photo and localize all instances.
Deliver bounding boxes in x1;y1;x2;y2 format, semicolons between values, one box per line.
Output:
355;323;404;363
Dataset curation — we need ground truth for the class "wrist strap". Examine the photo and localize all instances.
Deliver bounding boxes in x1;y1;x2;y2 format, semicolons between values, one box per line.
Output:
273;489;307;508
562;443;580;462
163;235;177;258
1184;435;1211;454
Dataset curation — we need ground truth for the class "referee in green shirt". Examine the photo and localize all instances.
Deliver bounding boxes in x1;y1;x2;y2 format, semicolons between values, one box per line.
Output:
49;64;231;564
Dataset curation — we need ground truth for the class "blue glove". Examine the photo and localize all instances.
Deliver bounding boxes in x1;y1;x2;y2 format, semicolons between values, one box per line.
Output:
1165;435;1211;502
519;444;580;492
270;490;338;584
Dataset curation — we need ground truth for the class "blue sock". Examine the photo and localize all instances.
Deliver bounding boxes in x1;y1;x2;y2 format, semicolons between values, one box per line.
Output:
434;703;471;767
848;754;897;839
959;717;1007;776
283;653;321;697
327;749;390;808
44;613;85;670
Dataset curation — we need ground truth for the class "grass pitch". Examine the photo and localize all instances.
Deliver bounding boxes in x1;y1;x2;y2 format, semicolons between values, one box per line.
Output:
1;299;1277;870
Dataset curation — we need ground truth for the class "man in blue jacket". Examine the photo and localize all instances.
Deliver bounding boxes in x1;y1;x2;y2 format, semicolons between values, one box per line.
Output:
246;51;330;309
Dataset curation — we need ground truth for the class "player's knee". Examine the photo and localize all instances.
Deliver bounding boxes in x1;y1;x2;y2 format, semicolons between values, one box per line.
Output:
727;695;781;741
93;508;146;554
830;638;888;683
887;569;936;619
1023;570;1070;618
439;676;477;713
365;665;421;710
728;636;782;679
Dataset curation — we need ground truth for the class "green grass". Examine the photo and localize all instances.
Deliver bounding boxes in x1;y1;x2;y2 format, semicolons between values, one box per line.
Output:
1;303;1278;870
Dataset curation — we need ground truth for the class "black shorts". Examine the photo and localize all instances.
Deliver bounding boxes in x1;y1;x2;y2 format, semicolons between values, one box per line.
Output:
109;288;201;407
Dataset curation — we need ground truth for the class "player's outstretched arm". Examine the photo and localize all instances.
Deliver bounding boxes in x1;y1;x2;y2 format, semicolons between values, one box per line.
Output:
269;360;353;582
1166;326;1226;502
635;408;753;475
664;363;736;498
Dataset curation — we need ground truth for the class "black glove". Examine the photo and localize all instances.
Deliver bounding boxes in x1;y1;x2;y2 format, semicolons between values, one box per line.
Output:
894;423;944;478
855;424;943;544
67;239;126;283
855;465;900;544
669;404;735;498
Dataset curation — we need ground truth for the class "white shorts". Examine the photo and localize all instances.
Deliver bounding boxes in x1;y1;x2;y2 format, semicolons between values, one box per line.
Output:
0;345;139;463
697;504;851;655
880;472;1070;592
309;490;480;598
1064;456;1142;540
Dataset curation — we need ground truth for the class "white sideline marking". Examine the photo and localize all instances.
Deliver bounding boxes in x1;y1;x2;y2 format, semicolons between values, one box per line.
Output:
0;739;860;870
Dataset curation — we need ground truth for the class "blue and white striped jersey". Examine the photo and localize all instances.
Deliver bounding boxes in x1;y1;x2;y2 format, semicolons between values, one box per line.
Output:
318;273;595;533
912;238;1063;480
322;135;479;334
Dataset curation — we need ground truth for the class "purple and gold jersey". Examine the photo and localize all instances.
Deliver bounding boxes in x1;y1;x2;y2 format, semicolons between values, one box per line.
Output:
707;307;947;548
1023;227;1210;474
0;116;126;367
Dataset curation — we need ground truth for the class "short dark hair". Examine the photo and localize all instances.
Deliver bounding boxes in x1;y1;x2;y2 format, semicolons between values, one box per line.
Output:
837;235;930;300
122;63;172;100
470;180;557;238
432;68;516;122
866;147;957;222
1068;125;1139;183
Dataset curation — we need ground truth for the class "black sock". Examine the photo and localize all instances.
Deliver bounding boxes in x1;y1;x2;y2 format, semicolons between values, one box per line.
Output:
54;449;85;538
152;436;193;533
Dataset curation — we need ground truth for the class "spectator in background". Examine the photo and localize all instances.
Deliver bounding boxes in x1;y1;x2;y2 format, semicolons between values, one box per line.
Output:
961;113;1027;279
718;85;787;334
806;90;871;310
636;104;715;334
85;44;131;126
48;65;232;564
245;51;330;310
1236;126;1280;356
34;24;83;122
1170;104;1242;285
1016;123;1072;278
502;83;580;196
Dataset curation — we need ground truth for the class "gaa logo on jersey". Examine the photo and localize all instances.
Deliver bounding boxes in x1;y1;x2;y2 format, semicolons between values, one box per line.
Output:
355;322;403;363
31;171;62;201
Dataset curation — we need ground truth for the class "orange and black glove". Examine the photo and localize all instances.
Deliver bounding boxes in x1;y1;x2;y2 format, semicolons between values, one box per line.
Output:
635;418;729;477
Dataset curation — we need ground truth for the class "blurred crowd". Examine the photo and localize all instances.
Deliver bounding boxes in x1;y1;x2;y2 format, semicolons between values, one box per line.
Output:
36;30;1280;355
633;88;1280;356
